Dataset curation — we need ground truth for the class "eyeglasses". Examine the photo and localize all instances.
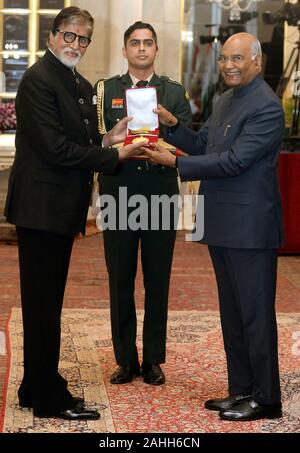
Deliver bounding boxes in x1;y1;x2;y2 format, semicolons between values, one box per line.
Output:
217;54;257;64
56;29;91;48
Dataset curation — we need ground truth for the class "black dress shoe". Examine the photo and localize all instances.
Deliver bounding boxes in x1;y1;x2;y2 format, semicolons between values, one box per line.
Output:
19;399;34;408
142;363;165;385
110;363;140;384
34;400;99;420
57;405;100;421
219;397;282;421
205;394;251;411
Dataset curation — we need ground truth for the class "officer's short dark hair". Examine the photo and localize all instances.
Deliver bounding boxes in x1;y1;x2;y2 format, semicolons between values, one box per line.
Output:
124;21;158;47
51;6;94;37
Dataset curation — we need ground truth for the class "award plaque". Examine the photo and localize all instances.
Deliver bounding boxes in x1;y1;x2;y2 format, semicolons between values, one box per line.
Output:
124;86;159;146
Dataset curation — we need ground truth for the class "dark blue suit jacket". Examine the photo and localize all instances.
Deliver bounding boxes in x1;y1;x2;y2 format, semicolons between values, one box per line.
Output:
167;76;285;249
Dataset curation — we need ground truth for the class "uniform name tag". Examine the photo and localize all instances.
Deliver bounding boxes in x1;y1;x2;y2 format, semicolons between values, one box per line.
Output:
112;98;124;109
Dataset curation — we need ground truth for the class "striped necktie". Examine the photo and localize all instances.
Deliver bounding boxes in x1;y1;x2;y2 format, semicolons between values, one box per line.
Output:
136;80;148;87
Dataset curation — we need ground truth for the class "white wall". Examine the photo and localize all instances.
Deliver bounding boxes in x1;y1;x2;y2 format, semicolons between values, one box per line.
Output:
74;0;183;84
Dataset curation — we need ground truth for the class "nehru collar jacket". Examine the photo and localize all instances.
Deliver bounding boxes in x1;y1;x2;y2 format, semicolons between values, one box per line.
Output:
5;49;119;236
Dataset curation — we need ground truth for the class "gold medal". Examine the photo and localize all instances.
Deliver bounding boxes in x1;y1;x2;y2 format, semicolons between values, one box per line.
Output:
131;127;151;135
132;136;149;144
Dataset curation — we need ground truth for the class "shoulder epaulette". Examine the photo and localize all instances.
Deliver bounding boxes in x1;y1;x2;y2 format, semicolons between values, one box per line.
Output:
104;74;122;82
160;75;182;86
95;75;121;86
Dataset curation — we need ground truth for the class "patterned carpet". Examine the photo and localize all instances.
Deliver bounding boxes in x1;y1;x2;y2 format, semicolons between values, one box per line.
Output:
1;307;300;433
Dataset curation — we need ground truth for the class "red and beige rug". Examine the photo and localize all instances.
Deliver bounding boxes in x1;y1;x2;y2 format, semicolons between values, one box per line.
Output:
1;308;300;433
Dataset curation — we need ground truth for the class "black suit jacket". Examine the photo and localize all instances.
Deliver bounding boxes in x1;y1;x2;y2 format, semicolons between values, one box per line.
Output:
5;50;119;236
167;76;285;249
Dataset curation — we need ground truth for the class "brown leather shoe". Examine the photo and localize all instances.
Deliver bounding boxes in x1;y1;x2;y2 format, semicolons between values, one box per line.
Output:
205;394;251;411
110;363;140;384
142;363;165;385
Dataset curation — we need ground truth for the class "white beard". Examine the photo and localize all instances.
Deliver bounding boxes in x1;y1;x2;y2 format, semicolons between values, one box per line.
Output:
59;48;81;68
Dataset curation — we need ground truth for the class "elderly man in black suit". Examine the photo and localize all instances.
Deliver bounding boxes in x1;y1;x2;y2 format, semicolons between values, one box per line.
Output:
5;7;144;420
145;32;284;421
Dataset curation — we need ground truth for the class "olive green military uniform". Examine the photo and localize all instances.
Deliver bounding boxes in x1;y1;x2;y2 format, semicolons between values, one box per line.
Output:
95;72;192;366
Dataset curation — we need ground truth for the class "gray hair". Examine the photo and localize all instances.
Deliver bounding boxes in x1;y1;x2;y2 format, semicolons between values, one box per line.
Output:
251;39;262;57
51;7;94;37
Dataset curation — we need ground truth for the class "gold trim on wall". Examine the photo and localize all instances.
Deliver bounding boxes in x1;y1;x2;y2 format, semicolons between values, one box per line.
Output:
29;0;37;66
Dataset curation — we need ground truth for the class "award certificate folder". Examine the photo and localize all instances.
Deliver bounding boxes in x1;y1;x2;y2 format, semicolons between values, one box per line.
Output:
124;86;159;145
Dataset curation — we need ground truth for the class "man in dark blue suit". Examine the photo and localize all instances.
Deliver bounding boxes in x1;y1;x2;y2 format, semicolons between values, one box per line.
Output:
145;33;284;421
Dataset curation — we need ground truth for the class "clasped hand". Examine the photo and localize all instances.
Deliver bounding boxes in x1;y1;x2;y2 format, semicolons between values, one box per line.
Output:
153;104;178;127
142;143;177;167
102;116;148;160
103;105;179;162
103;116;132;147
140;104;178;166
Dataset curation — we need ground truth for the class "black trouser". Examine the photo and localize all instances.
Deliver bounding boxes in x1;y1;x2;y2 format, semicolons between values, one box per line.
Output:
100;161;178;365
16;226;76;416
208;245;281;405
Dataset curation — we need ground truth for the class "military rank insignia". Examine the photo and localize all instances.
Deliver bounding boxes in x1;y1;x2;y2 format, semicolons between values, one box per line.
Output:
111;98;124;109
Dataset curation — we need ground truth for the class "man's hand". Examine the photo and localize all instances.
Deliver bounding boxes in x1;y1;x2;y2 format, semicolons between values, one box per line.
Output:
118;140;148;161
153;104;178;127
103;116;132;147
142;143;177;167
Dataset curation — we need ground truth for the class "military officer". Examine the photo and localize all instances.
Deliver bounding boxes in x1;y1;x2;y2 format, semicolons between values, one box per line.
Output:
95;21;192;385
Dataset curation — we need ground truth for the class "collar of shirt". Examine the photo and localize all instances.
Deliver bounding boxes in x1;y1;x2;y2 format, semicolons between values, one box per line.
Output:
232;75;263;98
129;73;153;87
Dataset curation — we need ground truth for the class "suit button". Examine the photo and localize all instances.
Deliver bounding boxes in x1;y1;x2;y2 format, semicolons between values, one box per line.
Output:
90;138;93;144
75;78;80;84
88;180;92;186
79;98;84;104
137;166;142;171
84;118;89;125
161;166;165;169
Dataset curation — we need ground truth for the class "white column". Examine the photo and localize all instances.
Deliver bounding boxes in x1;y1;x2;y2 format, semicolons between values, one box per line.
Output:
74;0;183;83
74;0;110;83
142;0;183;81
76;0;143;79
108;0;143;76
